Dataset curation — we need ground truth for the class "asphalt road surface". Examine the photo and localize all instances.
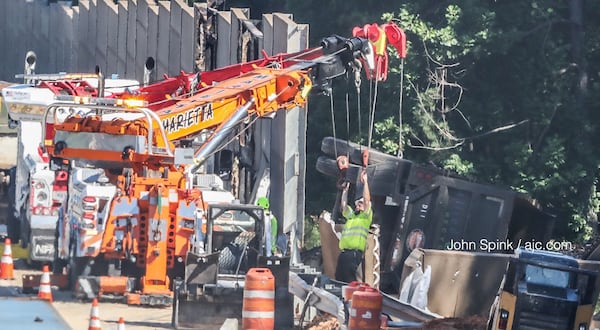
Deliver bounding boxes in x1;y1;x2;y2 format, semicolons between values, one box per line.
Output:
0;259;173;330
0;297;71;330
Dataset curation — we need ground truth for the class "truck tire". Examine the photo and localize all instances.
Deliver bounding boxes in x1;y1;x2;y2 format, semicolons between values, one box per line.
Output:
7;213;19;243
218;243;243;273
320;136;409;166
315;156;400;198
171;279;181;329
53;251;68;275
67;241;90;290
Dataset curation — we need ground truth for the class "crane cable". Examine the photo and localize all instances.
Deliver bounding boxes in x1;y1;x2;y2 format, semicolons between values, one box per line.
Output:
337;63;363;179
367;58;382;152
364;59;386;286
345;85;351;152
397;58;405;158
329;91;338;158
353;60;363;151
368;73;373;150
344;61;361;157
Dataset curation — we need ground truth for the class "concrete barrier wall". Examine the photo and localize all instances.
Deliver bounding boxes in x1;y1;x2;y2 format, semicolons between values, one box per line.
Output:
0;0;309;246
0;0;308;84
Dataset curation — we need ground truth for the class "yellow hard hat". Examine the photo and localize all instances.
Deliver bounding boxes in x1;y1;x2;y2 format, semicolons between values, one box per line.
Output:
257;197;269;209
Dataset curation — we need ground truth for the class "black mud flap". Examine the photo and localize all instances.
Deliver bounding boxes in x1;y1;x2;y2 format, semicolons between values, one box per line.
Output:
173;285;243;330
184;251;219;285
30;232;55;262
173;252;242;329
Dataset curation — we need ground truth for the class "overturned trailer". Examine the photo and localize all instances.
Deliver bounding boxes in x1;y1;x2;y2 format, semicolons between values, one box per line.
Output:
316;137;555;294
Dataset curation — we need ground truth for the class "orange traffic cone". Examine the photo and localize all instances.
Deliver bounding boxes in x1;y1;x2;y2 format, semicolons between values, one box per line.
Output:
117;317;126;330
88;298;101;330
37;265;53;302
0;238;15;280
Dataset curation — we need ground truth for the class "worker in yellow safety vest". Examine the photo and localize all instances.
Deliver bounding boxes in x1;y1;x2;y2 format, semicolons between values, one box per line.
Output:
257;196;279;256
335;170;372;283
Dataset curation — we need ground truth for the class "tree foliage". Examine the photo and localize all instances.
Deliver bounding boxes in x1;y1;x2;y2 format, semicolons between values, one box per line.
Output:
225;1;600;241
381;1;600;241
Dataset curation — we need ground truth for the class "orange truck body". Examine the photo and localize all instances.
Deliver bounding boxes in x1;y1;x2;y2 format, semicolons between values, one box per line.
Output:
40;23;405;306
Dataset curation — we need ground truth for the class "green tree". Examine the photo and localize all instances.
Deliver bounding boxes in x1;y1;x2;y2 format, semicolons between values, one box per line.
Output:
381;1;600;241
223;1;600;241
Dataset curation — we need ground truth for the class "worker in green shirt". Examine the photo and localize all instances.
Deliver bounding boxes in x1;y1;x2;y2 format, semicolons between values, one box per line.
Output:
335;170;372;282
257;196;278;256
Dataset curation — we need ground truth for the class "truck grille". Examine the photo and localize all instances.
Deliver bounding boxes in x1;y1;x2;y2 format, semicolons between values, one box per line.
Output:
517;311;569;330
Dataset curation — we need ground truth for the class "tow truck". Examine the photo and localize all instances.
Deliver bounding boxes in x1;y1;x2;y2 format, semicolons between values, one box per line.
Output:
1;53;141;262
38;22;405;329
6;67;213;294
2;53;202;264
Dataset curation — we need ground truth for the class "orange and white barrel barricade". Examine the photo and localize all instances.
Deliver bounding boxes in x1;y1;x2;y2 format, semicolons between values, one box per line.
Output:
342;281;368;322
348;284;383;330
242;268;275;330
37;265;53;302
342;281;368;305
0;238;15;280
